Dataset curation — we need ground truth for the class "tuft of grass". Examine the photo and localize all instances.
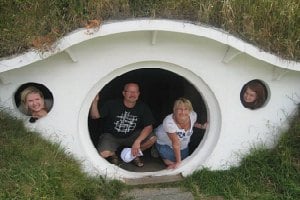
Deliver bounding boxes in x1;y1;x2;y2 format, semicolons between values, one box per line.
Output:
0;0;299;61
182;107;300;199
0;110;126;200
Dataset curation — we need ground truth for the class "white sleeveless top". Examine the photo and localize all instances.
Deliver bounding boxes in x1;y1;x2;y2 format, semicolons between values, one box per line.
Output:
155;111;197;150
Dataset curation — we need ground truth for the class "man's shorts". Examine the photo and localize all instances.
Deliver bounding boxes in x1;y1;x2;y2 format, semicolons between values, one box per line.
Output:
97;129;155;153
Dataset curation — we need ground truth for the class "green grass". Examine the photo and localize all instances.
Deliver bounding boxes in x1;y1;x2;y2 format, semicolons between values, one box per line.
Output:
1;107;299;199
0;0;299;61
182;107;300;199
0;109;126;200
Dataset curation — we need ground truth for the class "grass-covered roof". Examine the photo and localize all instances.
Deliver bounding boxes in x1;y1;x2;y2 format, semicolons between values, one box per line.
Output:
0;0;299;61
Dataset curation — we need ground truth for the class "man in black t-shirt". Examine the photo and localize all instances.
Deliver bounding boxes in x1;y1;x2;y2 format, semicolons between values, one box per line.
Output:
90;83;156;167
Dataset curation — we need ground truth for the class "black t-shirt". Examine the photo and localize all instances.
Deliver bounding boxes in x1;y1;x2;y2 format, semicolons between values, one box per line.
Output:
99;99;155;138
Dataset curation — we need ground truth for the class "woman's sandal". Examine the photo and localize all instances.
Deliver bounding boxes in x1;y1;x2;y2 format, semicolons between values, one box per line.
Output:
132;157;144;167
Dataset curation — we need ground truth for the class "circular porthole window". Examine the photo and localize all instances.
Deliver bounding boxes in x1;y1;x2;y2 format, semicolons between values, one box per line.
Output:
14;82;53;122
240;79;269;110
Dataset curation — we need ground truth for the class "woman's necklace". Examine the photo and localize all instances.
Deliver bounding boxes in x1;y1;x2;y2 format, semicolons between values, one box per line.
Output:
176;118;190;131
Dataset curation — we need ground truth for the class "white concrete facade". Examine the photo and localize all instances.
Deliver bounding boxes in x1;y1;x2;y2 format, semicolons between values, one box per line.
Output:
0;20;300;181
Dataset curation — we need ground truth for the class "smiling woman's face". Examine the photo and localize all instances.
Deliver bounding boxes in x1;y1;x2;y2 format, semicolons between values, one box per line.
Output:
174;104;190;122
26;92;45;112
243;88;257;103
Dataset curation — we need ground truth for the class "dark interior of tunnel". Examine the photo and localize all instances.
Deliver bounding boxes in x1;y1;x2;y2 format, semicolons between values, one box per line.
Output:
88;68;207;171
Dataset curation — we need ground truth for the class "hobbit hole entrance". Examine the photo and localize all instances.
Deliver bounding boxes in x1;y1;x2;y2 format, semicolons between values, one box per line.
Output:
88;68;207;172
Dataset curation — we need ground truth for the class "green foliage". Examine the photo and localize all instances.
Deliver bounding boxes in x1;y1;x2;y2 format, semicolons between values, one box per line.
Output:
0;0;299;61
0;110;126;200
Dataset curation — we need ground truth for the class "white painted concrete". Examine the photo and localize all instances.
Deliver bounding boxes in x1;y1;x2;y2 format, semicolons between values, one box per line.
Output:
0;19;299;181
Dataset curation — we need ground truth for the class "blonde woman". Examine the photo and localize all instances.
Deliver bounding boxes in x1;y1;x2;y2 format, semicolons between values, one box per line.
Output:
155;97;207;169
20;86;48;119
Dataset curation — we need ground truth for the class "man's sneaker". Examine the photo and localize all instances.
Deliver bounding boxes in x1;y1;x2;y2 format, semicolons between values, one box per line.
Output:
107;154;120;165
151;145;159;158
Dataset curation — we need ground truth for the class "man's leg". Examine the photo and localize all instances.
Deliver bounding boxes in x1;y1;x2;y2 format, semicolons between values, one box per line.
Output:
124;130;156;151
140;135;157;151
98;133;120;164
99;150;115;158
123;131;157;167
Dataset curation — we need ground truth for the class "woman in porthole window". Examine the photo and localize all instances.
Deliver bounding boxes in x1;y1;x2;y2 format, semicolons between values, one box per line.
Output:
16;83;53;123
20;86;48;122
240;79;268;110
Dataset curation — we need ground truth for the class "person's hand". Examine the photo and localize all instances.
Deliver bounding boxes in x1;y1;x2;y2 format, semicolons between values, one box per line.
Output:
90;93;101;119
201;122;208;129
194;122;208;129
131;140;141;157
93;94;99;102
167;161;181;169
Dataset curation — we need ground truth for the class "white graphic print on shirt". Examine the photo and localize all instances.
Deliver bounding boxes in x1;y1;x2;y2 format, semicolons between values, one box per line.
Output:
114;111;137;134
177;130;192;140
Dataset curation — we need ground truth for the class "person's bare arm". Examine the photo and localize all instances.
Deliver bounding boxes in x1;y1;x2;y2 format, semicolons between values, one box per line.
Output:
167;132;181;169
194;122;208;129
131;125;153;156
89;94;100;119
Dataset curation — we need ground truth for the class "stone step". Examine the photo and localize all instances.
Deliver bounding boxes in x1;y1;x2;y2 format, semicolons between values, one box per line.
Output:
124;188;194;200
124;174;183;185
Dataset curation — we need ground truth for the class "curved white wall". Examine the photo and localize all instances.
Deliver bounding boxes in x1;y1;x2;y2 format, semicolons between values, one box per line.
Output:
0;20;300;181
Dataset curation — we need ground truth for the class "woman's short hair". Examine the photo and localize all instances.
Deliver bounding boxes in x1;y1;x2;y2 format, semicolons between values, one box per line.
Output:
173;97;193;112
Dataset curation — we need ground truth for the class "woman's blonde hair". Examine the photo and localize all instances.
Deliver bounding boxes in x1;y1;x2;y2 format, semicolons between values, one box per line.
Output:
173;97;193;112
20;86;44;112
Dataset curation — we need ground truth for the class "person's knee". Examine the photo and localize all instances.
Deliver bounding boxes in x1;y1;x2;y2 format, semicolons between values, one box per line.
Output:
140;135;157;150
149;135;157;143
99;150;114;158
146;135;157;146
